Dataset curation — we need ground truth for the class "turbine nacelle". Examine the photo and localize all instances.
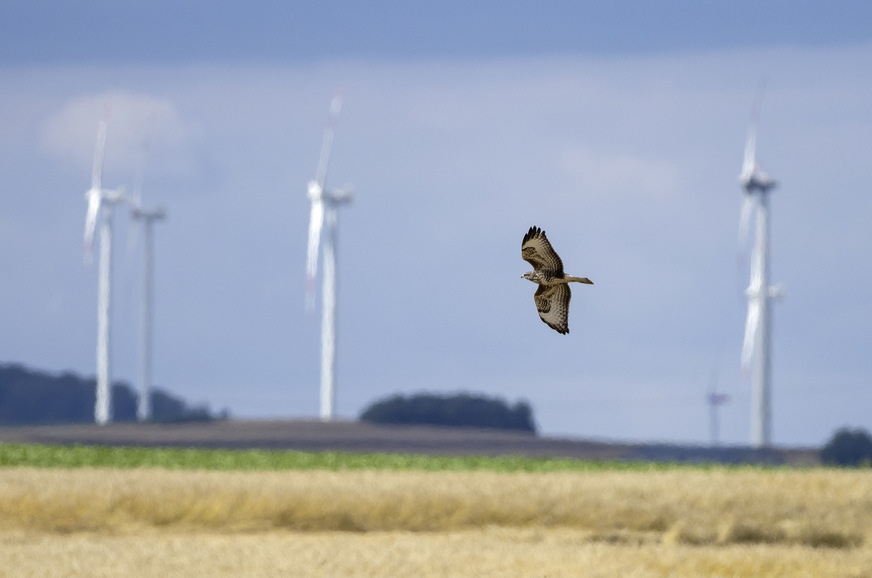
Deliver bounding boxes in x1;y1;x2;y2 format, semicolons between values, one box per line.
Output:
309;181;353;205
84;186;127;209
324;186;353;204
131;205;167;221
102;187;128;205
747;284;786;299
740;169;777;194
768;284;786;300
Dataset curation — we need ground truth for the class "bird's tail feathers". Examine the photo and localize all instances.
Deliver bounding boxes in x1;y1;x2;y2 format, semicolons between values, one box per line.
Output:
567;276;594;284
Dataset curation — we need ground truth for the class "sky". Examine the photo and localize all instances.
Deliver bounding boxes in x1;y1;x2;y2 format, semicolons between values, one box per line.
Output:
2;1;871;447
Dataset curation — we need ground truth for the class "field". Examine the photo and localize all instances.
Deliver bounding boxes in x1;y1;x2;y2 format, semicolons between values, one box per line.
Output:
0;419;821;464
1;435;871;577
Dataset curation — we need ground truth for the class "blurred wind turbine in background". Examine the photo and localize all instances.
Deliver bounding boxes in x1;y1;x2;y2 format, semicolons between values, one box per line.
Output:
706;363;729;447
304;95;353;422
129;131;166;422
82;107;126;426
738;91;784;448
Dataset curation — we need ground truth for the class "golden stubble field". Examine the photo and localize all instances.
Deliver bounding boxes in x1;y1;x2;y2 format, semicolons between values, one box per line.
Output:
2;467;871;577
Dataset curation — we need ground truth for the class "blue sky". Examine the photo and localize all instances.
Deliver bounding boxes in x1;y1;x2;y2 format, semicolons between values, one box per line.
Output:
2;1;871;446
5;1;872;63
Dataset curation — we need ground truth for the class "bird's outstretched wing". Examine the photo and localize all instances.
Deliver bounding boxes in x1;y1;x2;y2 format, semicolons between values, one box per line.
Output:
522;226;564;272
534;283;571;334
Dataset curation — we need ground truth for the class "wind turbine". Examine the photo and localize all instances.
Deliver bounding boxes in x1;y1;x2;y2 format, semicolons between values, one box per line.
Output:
706;365;729;446
83;109;126;426
737;95;783;448
129;140;166;422
305;95;353;422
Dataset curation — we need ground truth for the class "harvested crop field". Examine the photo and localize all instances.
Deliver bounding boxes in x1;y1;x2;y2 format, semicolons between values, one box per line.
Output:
4;528;872;578
0;423;853;576
2;467;870;537
2;465;871;577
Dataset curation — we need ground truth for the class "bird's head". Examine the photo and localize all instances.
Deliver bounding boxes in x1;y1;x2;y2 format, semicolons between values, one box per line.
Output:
521;271;537;283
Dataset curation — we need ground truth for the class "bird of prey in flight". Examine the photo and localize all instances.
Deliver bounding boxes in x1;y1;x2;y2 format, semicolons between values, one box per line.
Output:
521;226;593;334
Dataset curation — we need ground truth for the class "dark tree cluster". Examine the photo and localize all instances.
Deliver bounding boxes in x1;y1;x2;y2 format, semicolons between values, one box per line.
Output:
821;427;872;467
0;362;224;425
360;392;537;433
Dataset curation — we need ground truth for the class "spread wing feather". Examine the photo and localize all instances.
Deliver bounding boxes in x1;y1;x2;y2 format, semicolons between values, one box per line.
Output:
521;226;564;273
534;283;571;335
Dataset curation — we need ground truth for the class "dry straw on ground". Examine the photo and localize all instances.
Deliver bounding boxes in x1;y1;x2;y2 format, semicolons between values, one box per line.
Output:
4;527;872;578
2;467;871;577
1;467;870;543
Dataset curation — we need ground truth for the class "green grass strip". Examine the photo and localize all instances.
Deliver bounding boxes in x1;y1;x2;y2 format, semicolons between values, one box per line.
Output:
0;442;727;472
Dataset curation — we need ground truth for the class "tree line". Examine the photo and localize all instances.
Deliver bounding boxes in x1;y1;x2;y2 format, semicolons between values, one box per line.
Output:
821;427;872;467
0;362;224;425
360;392;537;433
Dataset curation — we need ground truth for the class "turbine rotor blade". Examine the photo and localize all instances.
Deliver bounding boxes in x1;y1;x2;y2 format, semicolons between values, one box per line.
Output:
314;95;342;191
736;194;759;302
84;190;101;253
740;123;757;182
127;134;151;263
741;297;760;371
85;108;111;261
742;226;764;370
132;132;151;209
91;118;107;192
740;81;767;184
306;190;324;308
738;193;755;254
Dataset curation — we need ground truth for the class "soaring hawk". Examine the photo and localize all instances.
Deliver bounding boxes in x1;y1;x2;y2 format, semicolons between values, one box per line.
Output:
521;226;593;334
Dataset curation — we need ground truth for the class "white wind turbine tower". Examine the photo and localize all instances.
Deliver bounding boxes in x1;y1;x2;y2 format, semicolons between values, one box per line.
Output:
83;109;126;426
738;97;783;448
129;139;166;422
305;96;353;422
